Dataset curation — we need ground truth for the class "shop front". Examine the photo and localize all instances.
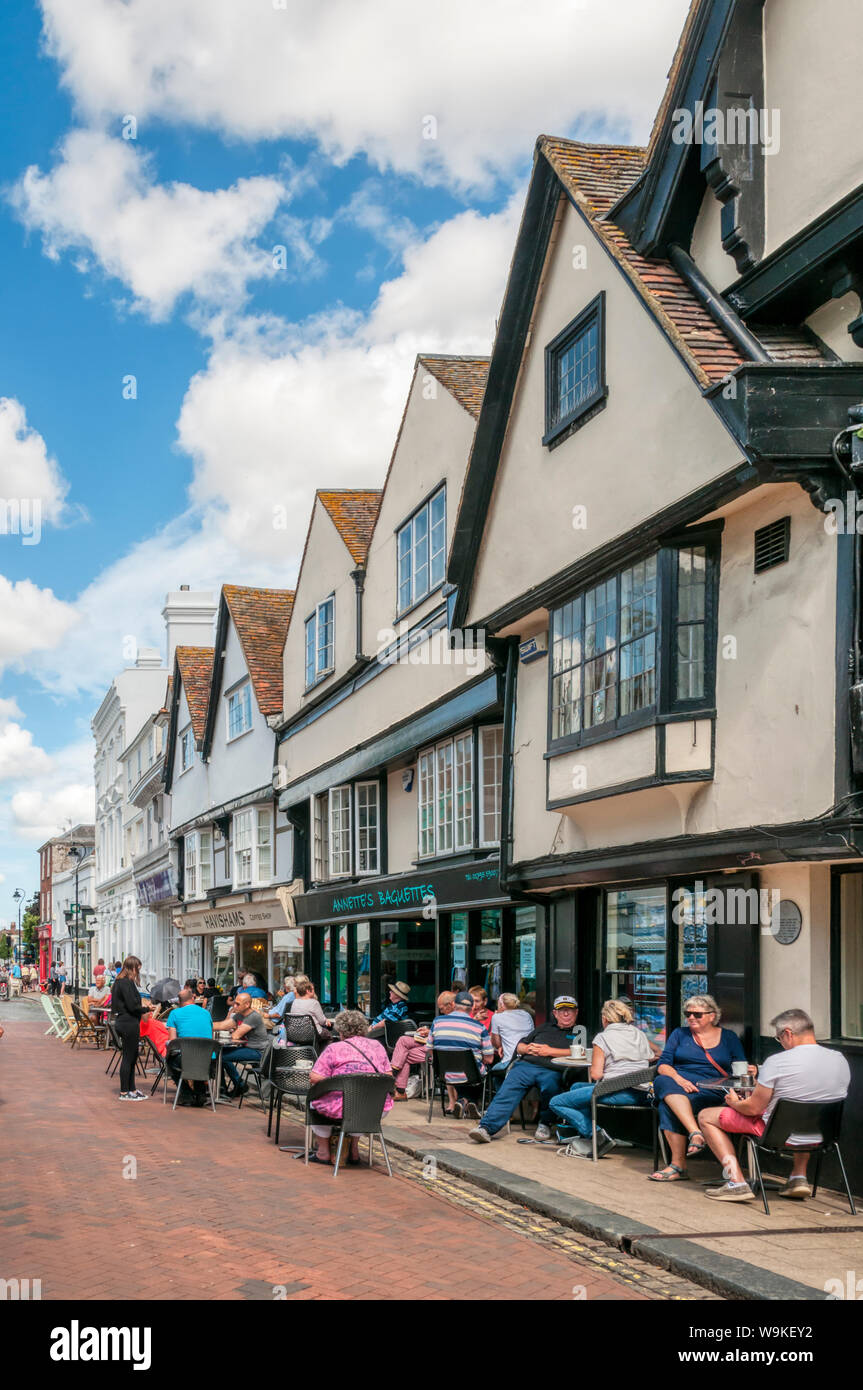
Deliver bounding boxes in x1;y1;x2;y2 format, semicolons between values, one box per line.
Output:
295;860;538;1022
172;887;303;994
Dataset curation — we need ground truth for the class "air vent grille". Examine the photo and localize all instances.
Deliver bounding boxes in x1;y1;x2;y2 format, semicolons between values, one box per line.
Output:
754;516;790;574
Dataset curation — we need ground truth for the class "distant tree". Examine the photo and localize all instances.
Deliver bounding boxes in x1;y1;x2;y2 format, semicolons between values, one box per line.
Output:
22;898;40;957
0;932;11;961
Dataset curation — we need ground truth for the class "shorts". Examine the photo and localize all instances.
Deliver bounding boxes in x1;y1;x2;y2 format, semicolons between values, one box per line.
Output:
718;1106;765;1137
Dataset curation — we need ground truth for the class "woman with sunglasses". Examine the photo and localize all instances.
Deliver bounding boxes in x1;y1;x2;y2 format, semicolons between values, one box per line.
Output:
648;994;751;1181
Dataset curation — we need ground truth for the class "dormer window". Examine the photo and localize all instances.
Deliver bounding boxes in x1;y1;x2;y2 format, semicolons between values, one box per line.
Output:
226;680;253;740
180;725;195;774
305;596;335;689
543;292;607;446
397;486;446;614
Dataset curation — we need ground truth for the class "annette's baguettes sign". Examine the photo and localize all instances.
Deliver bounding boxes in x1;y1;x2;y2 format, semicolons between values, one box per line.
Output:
174;897;291;935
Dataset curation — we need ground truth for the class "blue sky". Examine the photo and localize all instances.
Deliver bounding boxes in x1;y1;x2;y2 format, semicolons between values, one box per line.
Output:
0;0;689;923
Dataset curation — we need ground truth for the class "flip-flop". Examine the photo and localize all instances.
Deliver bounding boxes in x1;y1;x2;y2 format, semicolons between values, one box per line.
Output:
686;1132;706;1157
648;1164;689;1181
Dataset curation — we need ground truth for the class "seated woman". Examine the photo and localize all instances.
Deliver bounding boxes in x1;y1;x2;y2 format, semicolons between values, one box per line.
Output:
289;980;333;1039
303;1010;393;1166
468;986;495;1033
649;993;747;1181
549;999;653;1157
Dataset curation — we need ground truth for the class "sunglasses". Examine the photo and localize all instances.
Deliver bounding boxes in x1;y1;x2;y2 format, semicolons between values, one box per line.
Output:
685;1010;710;1019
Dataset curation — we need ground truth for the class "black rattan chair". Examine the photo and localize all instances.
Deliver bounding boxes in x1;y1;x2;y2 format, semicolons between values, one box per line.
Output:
283;1014;319;1049
427;1047;488;1122
209;995;230;1024
383;1018;418;1055
236;1042;272;1111
269;1047;317;1144
163;1037;219;1112
589;1065;658;1162
744;1099;856;1215
304;1074;395;1176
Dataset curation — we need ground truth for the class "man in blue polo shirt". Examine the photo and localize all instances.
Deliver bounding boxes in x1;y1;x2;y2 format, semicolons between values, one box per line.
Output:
164;989;214;1106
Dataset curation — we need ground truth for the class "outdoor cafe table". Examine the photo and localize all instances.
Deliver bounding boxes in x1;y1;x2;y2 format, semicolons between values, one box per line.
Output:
549;1055;591;1085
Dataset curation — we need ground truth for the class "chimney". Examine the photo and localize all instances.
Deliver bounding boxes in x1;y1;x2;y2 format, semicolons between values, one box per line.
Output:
135;647;163;669
162;589;217;665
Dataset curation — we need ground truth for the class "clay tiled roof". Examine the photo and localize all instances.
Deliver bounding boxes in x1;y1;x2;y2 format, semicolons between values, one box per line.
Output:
646;0;704;163
223;585;294;717
318;490;382;565
539;137;747;386
175;646;214;743
417;356;490;419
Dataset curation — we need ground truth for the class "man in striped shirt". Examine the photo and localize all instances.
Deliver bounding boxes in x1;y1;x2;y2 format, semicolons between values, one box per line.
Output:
426;991;494;1118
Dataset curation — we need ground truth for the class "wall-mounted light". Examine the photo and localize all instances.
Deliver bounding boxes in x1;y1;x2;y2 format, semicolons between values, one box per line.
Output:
401;768;415;793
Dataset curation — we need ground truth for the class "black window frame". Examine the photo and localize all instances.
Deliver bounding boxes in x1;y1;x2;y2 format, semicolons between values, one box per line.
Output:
542;292;607;448
547;525;721;755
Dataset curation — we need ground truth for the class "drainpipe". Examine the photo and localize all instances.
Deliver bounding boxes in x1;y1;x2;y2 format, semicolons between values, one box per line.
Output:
839;404;863;774
667;244;772;364
351;569;366;661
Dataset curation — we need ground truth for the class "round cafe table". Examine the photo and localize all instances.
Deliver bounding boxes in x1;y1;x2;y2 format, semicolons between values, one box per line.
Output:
550;1055;591;1085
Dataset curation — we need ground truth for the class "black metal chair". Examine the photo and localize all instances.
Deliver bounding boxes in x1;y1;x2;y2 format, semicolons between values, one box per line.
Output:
143;1038;167;1096
589;1065;659;1162
283;1014;318;1046
743;1099;856;1215
304;1074;395;1176
427;1048;488;1122
163;1038;219;1112
103;1018;148;1080
383;1017;418;1055
236;1042;272;1111
209;995;231;1024
269;1047;317;1144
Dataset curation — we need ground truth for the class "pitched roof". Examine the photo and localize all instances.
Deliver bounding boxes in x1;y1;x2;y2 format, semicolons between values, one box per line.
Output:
646;0;704;163
222;585;295;717
540;136;746;386
417;355;490;419
175;646;214;744
318;490;382;565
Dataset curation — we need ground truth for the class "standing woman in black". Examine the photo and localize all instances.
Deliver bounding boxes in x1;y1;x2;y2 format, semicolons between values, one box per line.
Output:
111;956;147;1101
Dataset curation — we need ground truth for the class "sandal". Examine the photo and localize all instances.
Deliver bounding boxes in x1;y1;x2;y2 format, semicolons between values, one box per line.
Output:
294;1152;331;1165
648;1164;689;1182
686;1132;706;1157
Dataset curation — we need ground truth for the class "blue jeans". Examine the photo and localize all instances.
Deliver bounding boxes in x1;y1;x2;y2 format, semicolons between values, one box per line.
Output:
479;1060;564;1135
549;1083;648;1137
221;1046;262;1090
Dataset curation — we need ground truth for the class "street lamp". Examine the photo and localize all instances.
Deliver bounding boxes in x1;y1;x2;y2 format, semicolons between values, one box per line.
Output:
66;847;86;1000
12;889;23;969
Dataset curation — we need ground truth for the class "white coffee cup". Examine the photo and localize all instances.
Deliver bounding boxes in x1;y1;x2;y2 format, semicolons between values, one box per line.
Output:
570;1044;586;1059
292;1059;313;1070
731;1060;748;1078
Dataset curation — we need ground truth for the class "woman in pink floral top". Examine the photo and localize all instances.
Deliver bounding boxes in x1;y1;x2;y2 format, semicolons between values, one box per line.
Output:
304;1010;394;1165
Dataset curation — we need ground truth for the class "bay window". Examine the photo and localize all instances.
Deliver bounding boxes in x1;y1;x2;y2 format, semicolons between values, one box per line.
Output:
418;726;502;858
184;829;212;900
232;806;273;888
549;533;718;749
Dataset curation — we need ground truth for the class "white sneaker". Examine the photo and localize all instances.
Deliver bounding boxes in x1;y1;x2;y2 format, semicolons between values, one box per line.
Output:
535;1123;552;1142
405;1074;422;1100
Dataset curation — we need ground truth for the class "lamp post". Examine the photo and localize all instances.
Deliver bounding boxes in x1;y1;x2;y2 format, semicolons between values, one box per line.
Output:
12;889;23;969
67;847;85;1000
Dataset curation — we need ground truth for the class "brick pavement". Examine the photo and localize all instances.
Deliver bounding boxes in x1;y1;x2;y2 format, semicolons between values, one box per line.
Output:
0;1018;655;1302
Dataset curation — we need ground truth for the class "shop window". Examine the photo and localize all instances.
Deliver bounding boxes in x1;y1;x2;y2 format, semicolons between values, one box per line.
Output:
477;909;502;1004
273;928;305;991
380;920;436;1018
355;922;371;1015
397;486;446;614
549;539;718;750
211;935;235;992
305;596;335;688
450;912;468;989
674;882;709;1019
838;874;863;1039
514;905;538;1009
184;829;212;900
605;885;667;1043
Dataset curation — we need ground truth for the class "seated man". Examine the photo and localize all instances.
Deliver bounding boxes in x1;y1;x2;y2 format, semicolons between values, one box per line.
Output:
699;1007;851;1202
469;995;580;1143
425;991;493;1117
368;981;411;1038
164;988;215;1105
391;992;455;1099
239;972;269;1001
220;992;269;1095
85;974;111;1016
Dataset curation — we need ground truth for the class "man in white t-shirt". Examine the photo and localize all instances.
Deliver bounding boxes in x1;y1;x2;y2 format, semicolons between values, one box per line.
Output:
490;994;535;1069
699;1008;850;1203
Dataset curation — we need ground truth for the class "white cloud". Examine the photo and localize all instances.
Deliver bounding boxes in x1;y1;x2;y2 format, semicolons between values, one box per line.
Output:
0;396;74;527
39;0;689;189
0;575;79;671
7;734;94;841
0;719;53;782
12;129;288;320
